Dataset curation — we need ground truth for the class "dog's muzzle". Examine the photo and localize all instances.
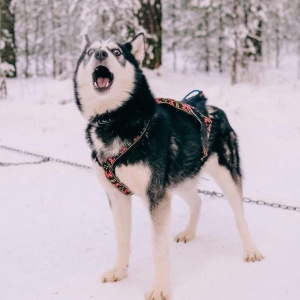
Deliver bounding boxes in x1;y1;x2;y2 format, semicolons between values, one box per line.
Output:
92;66;114;91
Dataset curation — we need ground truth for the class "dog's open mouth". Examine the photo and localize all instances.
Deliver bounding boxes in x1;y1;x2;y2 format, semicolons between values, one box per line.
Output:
92;66;114;91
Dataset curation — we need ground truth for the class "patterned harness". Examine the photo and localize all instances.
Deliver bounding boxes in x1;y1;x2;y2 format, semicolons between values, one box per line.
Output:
95;97;212;196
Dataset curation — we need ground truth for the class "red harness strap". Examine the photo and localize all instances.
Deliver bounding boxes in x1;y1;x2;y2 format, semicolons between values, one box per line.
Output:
96;98;212;196
96;120;150;196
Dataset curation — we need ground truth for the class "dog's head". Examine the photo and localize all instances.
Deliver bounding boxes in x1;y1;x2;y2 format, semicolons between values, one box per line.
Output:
74;33;145;119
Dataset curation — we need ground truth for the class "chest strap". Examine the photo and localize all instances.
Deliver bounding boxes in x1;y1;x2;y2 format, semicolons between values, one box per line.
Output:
96;98;212;196
95;120;150;196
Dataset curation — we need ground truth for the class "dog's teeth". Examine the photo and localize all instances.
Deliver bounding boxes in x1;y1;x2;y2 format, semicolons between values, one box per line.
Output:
105;82;109;87
94;82;98;88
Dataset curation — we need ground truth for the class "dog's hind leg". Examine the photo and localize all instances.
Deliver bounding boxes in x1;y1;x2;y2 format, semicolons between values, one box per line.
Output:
204;154;264;262
145;195;171;300
175;180;201;243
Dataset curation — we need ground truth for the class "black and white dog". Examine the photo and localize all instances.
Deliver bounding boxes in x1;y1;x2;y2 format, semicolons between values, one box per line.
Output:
74;33;263;300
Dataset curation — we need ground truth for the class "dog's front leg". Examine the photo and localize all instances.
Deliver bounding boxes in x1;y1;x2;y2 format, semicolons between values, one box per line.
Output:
101;191;132;283
145;197;171;300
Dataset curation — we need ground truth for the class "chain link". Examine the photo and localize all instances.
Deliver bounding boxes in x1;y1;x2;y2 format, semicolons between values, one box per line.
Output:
1;145;299;213
0;157;50;166
197;189;300;213
0;145;92;170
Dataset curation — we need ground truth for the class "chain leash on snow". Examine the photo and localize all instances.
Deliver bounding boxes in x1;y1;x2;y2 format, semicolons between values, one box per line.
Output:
0;144;93;170
1;144;299;213
0;157;50;166
197;189;300;213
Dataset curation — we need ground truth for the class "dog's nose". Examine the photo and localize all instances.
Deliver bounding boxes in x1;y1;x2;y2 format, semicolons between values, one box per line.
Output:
94;50;108;61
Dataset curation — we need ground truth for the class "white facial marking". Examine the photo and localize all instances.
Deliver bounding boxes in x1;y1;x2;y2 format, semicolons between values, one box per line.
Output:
76;39;135;119
107;41;118;49
91;41;102;49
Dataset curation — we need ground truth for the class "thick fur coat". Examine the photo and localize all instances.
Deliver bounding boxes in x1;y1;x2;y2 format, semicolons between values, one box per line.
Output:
74;33;263;300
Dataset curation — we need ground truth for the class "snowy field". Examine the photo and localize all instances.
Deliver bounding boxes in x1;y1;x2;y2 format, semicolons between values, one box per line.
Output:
1;56;300;300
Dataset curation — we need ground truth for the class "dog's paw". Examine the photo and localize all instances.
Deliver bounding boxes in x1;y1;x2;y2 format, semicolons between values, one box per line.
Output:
175;230;195;243
243;248;265;262
145;287;170;300
101;268;127;283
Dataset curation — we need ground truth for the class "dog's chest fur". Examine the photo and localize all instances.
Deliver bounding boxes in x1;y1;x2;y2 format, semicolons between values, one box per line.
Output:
89;124;124;160
86;111;149;162
87;120;152;198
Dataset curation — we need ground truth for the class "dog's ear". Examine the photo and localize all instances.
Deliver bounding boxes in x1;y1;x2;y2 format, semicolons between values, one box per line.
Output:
126;33;145;65
81;34;91;51
84;34;91;45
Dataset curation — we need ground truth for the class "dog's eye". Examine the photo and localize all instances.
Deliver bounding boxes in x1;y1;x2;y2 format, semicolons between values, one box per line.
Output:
87;49;95;56
112;49;121;57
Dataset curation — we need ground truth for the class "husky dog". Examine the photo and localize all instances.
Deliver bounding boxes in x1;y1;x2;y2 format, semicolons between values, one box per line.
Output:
74;33;263;300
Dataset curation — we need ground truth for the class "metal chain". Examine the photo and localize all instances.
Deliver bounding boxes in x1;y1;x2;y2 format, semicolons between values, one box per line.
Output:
0;157;50;166
197;189;300;213
1;145;299;213
0;145;92;170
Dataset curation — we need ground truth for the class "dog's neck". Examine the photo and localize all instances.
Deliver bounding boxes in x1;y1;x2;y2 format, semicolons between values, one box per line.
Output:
87;72;156;159
91;72;156;129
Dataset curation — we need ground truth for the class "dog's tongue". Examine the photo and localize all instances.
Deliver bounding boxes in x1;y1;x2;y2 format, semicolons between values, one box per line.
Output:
97;77;109;88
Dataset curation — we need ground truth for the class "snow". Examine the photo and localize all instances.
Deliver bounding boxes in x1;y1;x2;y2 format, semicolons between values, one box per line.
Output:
1;56;300;300
0;62;15;76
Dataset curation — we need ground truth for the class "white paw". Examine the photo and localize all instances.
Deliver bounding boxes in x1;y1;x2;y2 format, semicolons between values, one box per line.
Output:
175;230;195;243
243;248;265;262
145;287;170;300
101;268;127;283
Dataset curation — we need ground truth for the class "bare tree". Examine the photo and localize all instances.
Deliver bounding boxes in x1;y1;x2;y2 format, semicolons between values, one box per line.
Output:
203;5;211;73
217;0;225;73
231;0;239;84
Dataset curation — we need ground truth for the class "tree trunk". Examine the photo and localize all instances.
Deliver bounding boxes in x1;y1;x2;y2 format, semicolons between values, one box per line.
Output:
171;0;177;72
34;12;40;76
204;7;210;73
0;0;17;77
0;75;7;98
218;2;224;73
137;0;162;69
49;0;57;78
297;37;300;79
241;1;249;73
275;11;280;69
231;0;238;85
23;0;30;77
253;19;263;61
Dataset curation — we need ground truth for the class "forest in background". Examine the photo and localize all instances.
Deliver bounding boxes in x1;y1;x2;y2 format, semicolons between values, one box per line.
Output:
0;0;300;91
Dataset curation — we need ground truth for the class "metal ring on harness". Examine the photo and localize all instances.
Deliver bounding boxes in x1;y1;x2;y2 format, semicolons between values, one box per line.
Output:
182;90;203;100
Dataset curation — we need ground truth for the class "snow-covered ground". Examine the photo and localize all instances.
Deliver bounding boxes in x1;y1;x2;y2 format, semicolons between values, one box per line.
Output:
1;56;300;300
